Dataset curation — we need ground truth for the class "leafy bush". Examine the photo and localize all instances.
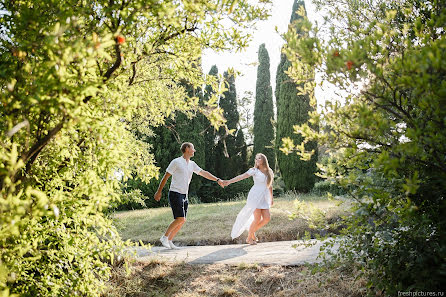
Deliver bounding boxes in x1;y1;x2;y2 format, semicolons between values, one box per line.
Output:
0;0;271;295
282;0;446;294
311;180;346;196
198;178;254;203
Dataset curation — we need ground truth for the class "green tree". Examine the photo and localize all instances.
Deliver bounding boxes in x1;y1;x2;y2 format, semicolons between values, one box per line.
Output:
276;0;317;192
238;90;254;147
0;0;271;295
282;0;445;293
235;129;249;173
123;122;178;209
202;65;220;175
122;78;207;209
253;43;275;169
175;82;206;196
216;71;247;179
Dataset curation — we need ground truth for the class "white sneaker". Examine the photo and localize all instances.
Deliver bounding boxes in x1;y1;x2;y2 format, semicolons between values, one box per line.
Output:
169;240;180;250
160;235;171;249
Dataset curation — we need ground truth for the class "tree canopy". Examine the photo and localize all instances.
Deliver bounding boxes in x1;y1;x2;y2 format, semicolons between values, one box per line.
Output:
276;0;318;192
0;0;271;295
253;43;275;169
282;0;445;293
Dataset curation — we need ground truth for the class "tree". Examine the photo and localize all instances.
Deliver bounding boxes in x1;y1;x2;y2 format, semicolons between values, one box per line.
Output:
253;43;275;169
175;82;206;196
202;65;220;175
123;82;207;208
215;71;247;179
235;129;249;173
282;0;445;293
275;0;317;192
0;0;271;295
238;90;254;147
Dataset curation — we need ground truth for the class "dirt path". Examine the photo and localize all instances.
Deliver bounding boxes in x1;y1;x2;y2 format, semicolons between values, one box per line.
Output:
130;239;339;266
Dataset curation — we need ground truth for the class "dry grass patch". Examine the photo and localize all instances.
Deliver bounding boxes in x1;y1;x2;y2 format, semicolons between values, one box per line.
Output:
112;193;351;246
103;259;366;297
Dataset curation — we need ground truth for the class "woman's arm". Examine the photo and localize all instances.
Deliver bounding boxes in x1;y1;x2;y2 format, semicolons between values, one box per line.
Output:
225;172;251;186
269;186;273;206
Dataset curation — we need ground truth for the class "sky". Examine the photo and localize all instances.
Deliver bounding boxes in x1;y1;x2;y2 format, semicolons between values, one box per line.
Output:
201;0;330;109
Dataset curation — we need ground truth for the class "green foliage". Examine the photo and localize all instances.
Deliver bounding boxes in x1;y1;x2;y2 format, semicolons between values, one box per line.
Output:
311;180;346;196
0;0;271;295
215;71;248;179
119;72;249;210
282;0;446;293
253;43;275;169
173;82;206;195
202;65;220;175
198;177;253;203
120;82;207;211
276;0;318;192
235;129;249;173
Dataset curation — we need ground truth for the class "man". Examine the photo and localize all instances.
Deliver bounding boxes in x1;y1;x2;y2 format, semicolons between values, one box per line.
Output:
154;142;224;249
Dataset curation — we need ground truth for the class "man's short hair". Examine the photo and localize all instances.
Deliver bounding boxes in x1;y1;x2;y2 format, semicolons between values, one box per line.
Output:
181;142;193;153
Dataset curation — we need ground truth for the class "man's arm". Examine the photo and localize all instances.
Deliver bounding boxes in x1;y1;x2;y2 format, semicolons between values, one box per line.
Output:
154;172;172;201
198;170;224;187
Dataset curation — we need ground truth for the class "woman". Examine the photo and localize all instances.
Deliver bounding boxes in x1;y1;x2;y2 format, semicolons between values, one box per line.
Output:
223;153;274;245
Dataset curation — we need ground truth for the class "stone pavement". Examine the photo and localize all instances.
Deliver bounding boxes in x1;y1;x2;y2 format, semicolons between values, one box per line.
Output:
129;239;339;266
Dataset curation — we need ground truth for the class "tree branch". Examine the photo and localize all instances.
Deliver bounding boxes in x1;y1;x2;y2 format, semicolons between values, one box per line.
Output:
14;117;67;183
103;43;122;82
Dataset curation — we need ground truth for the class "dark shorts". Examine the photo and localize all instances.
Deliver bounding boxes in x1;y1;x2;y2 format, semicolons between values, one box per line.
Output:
168;191;188;219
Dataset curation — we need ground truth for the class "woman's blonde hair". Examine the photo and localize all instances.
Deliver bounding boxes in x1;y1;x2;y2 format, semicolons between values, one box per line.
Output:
255;153;274;188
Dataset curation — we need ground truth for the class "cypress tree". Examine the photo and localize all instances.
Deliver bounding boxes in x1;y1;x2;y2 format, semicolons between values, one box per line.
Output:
275;0;318;192
235;129;249;173
253;43;275;170
215;71;247;178
175;82;206;196
122;121;178;209
202;65;219;174
125;79;207;206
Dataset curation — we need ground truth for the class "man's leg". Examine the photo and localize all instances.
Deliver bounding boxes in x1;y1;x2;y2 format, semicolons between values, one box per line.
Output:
164;191;188;241
161;191;187;248
165;217;186;240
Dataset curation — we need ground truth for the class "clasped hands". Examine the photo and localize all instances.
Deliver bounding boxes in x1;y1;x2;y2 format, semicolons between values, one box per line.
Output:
217;179;231;188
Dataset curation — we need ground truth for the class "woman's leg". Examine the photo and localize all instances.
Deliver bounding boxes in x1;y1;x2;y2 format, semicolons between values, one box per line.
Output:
253;209;271;234
247;209;262;244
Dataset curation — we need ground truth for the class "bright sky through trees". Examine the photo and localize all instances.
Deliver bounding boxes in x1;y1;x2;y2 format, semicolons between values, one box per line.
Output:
202;0;339;110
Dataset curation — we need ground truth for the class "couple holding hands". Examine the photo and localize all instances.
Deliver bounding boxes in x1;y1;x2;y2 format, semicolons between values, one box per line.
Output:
154;142;274;249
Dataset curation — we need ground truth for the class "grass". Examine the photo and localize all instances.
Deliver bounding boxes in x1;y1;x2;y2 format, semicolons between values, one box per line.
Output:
102;258;366;297
106;193;363;296
112;192;352;246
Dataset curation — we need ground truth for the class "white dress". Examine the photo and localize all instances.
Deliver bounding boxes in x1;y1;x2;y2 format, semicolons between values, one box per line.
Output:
231;168;272;240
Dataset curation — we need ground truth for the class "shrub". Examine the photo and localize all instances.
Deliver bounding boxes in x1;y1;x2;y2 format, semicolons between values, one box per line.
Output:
311;180;346;196
282;0;446;293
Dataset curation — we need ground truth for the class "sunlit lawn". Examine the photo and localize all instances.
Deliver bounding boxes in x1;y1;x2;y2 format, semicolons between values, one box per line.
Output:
112;192;351;246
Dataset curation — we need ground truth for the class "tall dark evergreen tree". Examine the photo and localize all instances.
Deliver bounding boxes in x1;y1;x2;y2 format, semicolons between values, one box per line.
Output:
215;71;247;178
275;0;318;192
253;43;275;170
202;65;219;175
175;82;206;196
235;129;249;173
122;120;178;209
124;78;207;206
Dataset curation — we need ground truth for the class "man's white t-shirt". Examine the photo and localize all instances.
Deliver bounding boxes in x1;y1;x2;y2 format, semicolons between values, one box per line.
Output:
166;156;202;195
